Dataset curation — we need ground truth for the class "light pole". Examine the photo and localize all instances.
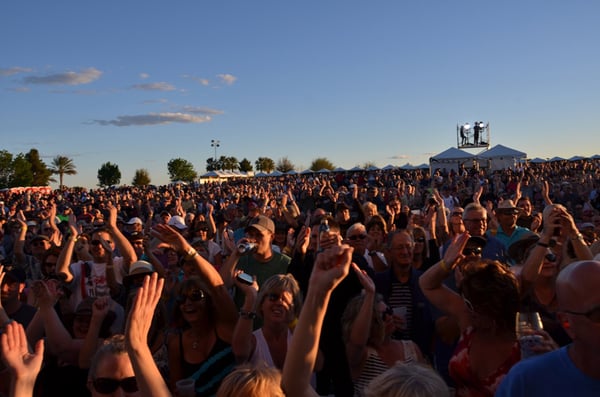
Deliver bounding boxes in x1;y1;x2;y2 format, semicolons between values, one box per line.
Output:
211;139;220;160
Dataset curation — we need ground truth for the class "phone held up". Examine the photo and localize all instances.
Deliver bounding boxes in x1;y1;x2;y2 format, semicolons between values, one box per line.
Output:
236;272;254;286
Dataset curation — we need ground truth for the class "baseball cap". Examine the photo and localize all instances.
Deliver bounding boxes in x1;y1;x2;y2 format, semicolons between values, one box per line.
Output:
30;234;50;243
3;266;26;283
127;217;143;225
496;200;521;214
245;215;275;234
123;260;154;286
168;215;188;230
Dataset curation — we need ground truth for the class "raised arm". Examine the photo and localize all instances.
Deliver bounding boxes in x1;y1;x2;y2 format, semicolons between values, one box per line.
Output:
106;203;137;273
1;322;45;397
125;273;171;397
418;233;471;331
281;244;353;397
231;272;259;364
150;224;238;339
345;264;375;379
78;296;109;369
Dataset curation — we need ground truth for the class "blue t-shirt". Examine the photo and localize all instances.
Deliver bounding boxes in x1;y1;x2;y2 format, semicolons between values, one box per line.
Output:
495;346;600;397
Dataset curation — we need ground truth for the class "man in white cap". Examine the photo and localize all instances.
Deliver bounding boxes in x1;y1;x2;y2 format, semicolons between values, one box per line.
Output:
125;217;143;236
488;199;532;253
219;215;290;308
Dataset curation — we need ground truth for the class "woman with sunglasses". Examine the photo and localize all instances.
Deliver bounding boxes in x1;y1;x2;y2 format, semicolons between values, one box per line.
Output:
342;263;425;397
231;273;304;370
150;224;238;396
411;225;440;272
512;204;593;347
419;233;522;397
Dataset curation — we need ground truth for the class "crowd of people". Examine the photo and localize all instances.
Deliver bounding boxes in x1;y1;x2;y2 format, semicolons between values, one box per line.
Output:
1;159;600;396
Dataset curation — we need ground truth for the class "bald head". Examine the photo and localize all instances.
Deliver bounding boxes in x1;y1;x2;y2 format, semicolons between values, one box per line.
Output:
557;260;600;310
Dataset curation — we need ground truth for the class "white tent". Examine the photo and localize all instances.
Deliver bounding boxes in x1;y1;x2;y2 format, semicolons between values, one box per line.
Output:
429;147;475;172
478;144;527;171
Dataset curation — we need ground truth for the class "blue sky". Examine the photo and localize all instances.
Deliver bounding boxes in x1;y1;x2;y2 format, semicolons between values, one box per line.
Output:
2;1;599;189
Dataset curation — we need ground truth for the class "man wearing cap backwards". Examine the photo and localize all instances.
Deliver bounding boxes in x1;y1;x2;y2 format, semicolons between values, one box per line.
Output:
57;203;136;310
12;218;50;282
489;199;532;256
496;260;600;396
0;266;37;329
219;215;290;308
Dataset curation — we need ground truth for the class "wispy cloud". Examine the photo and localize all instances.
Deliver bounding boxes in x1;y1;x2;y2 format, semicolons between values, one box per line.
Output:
7;87;30;93
130;82;176;91
91;112;211;127
143;98;168;104
0;66;33;76
389;154;409;160
217;73;237;85
139;73;150;79
23;67;102;85
180;105;224;115
182;74;210;86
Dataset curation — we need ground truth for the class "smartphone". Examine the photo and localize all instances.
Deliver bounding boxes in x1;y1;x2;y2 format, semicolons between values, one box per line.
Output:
236;272;254;285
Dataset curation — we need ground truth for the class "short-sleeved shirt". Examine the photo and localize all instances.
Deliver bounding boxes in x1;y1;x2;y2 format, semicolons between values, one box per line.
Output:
233;252;291;308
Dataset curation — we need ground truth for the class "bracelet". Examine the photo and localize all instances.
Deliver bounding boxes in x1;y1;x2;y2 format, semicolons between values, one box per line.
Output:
184;247;198;260
439;259;450;273
570;233;584;242
239;310;257;320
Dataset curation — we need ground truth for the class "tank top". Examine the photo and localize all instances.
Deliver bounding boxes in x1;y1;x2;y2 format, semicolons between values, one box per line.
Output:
352;340;418;397
178;332;235;397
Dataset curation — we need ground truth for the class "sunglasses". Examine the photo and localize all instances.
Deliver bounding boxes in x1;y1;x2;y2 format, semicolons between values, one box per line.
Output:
31;241;48;247
379;306;394;321
463;247;483;256
451;212;464;217
91;239;112;246
348;234;367;241
266;292;292;305
176;289;206;304
545;252;557;262
93;377;138;394
43;262;57;267
563;306;600;323
414;237;426;243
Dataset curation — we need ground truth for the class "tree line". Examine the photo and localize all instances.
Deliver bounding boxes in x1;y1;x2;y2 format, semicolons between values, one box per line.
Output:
0;148;338;189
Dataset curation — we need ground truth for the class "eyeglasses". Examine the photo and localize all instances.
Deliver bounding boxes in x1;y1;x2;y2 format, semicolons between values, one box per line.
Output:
90;239;113;246
198;227;209;232
93;377;138;394
379;306;393;321
348;234;367;241
462;247;483;256
414;237;426;243
563;305;600;323
176;288;206;304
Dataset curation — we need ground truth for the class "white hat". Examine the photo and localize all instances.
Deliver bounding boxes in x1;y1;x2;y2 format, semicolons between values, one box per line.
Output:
168;215;188;230
123;260;154;286
127;217;143;225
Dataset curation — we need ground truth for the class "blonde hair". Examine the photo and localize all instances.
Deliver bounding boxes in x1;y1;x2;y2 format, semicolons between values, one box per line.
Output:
363;362;449;397
217;364;283;397
256;274;303;319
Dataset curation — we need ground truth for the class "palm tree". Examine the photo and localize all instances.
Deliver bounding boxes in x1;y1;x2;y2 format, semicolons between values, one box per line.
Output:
50;155;77;188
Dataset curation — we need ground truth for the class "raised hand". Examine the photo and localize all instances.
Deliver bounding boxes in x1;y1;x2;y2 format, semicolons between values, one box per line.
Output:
352;263;374;294
309;244;353;293
1;322;45;386
125;273;164;350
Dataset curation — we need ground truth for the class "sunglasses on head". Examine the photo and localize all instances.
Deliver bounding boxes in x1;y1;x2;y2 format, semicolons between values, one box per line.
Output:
176;288;206;304
93;377;138;394
463;247;483;256
348;234;367;241
563;305;600;323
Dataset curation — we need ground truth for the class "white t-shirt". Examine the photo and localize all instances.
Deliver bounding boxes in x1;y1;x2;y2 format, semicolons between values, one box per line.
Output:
68;257;126;309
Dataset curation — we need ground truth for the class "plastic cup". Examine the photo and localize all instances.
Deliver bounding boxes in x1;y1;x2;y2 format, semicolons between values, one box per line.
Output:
176;378;195;397
392;306;407;329
519;334;544;359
